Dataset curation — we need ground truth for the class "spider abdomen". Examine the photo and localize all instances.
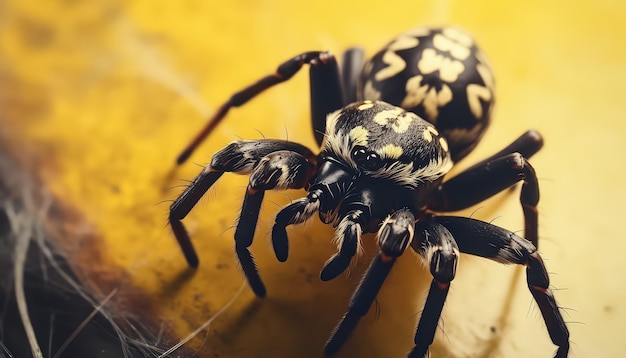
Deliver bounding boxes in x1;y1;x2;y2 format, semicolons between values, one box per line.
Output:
359;26;495;161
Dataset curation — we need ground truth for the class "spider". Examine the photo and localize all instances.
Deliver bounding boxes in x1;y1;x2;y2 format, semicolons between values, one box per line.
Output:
168;26;569;357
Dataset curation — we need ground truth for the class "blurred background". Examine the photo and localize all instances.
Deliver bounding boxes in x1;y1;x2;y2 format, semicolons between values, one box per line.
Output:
1;0;625;357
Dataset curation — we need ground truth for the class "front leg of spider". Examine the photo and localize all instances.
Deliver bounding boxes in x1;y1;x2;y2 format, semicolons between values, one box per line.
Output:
236;150;315;297
169;140;315;297
436;216;570;357
325;208;415;355
408;221;459;358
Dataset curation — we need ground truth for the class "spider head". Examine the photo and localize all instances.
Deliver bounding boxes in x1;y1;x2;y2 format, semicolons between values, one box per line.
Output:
321;100;453;189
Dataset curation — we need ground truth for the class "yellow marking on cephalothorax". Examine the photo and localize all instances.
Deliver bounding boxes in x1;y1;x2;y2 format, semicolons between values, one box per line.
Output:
357;102;375;111
373;109;414;133
422;128;433;142
374;35;419;81
418;48;465;83
373;108;403;125
467;83;492;119
349;126;369;146
439;137;449;152
325;109;342;135
380;144;403;159
423;126;440;143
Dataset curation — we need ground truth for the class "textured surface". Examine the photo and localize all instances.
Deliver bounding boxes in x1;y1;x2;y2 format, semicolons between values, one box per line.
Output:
1;0;624;357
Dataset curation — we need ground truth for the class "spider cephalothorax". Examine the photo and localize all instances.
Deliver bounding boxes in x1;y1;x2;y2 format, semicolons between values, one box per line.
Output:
322;100;452;188
168;26;569;358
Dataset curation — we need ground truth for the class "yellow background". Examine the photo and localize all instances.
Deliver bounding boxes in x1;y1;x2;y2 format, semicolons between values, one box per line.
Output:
1;0;625;357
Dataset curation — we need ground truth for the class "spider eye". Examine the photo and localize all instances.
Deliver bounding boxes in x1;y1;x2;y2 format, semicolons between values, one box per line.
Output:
351;146;382;170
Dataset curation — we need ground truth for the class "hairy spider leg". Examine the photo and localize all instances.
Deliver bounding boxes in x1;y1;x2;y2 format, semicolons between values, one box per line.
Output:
433;216;569;358
325;208;416;355
236;150;316;245
408;221;459;358
464;129;544;171
429;131;544;247
324;252;396;355
237;150;315;297
169;140;315;297
169;170;223;267
177;52;344;164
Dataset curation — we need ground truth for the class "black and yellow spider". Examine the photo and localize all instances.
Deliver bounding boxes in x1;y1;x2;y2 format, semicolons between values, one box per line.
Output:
168;26;569;357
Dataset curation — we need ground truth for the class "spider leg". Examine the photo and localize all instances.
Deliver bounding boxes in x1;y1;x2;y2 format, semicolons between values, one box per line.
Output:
169;169;223;267
324;209;415;355
325;252;396;355
177;52;344;164
465;129;544;171
169;140;313;269
234;188;266;297
429;152;541;246
310;53;346;146
340;47;365;104
236;150;315;243
436;216;570;358
235;150;315;297
408;221;459;358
